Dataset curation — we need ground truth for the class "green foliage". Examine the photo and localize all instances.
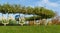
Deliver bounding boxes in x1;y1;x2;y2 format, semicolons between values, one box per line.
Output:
2;19;8;23
9;19;17;24
0;3;55;19
0;20;2;23
26;15;41;21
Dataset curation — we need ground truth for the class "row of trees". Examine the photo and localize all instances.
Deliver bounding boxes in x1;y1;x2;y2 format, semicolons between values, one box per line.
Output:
0;3;56;20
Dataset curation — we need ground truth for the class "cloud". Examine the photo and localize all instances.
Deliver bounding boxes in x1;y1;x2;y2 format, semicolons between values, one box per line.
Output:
42;0;49;3
48;3;59;7
37;0;60;7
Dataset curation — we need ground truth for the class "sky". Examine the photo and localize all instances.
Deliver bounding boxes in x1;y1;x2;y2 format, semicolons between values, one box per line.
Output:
0;0;60;19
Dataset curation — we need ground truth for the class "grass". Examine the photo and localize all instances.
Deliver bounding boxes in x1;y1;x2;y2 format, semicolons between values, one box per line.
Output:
0;25;60;33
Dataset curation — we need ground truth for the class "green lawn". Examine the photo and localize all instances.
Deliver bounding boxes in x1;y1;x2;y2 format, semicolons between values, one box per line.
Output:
0;25;60;33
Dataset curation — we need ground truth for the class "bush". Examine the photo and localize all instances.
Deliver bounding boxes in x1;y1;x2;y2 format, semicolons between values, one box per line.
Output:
2;19;8;23
9;19;17;24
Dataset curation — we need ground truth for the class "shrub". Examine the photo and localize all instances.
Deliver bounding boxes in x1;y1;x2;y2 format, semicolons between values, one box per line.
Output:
9;19;17;24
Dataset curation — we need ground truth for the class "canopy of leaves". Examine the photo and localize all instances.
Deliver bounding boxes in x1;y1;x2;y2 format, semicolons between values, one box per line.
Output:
0;4;55;19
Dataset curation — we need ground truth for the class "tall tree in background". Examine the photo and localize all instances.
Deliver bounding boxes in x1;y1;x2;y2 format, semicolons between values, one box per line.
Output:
0;4;55;21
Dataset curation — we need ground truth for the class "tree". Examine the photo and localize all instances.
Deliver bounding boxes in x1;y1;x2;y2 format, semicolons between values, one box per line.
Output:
26;6;34;14
0;4;55;21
